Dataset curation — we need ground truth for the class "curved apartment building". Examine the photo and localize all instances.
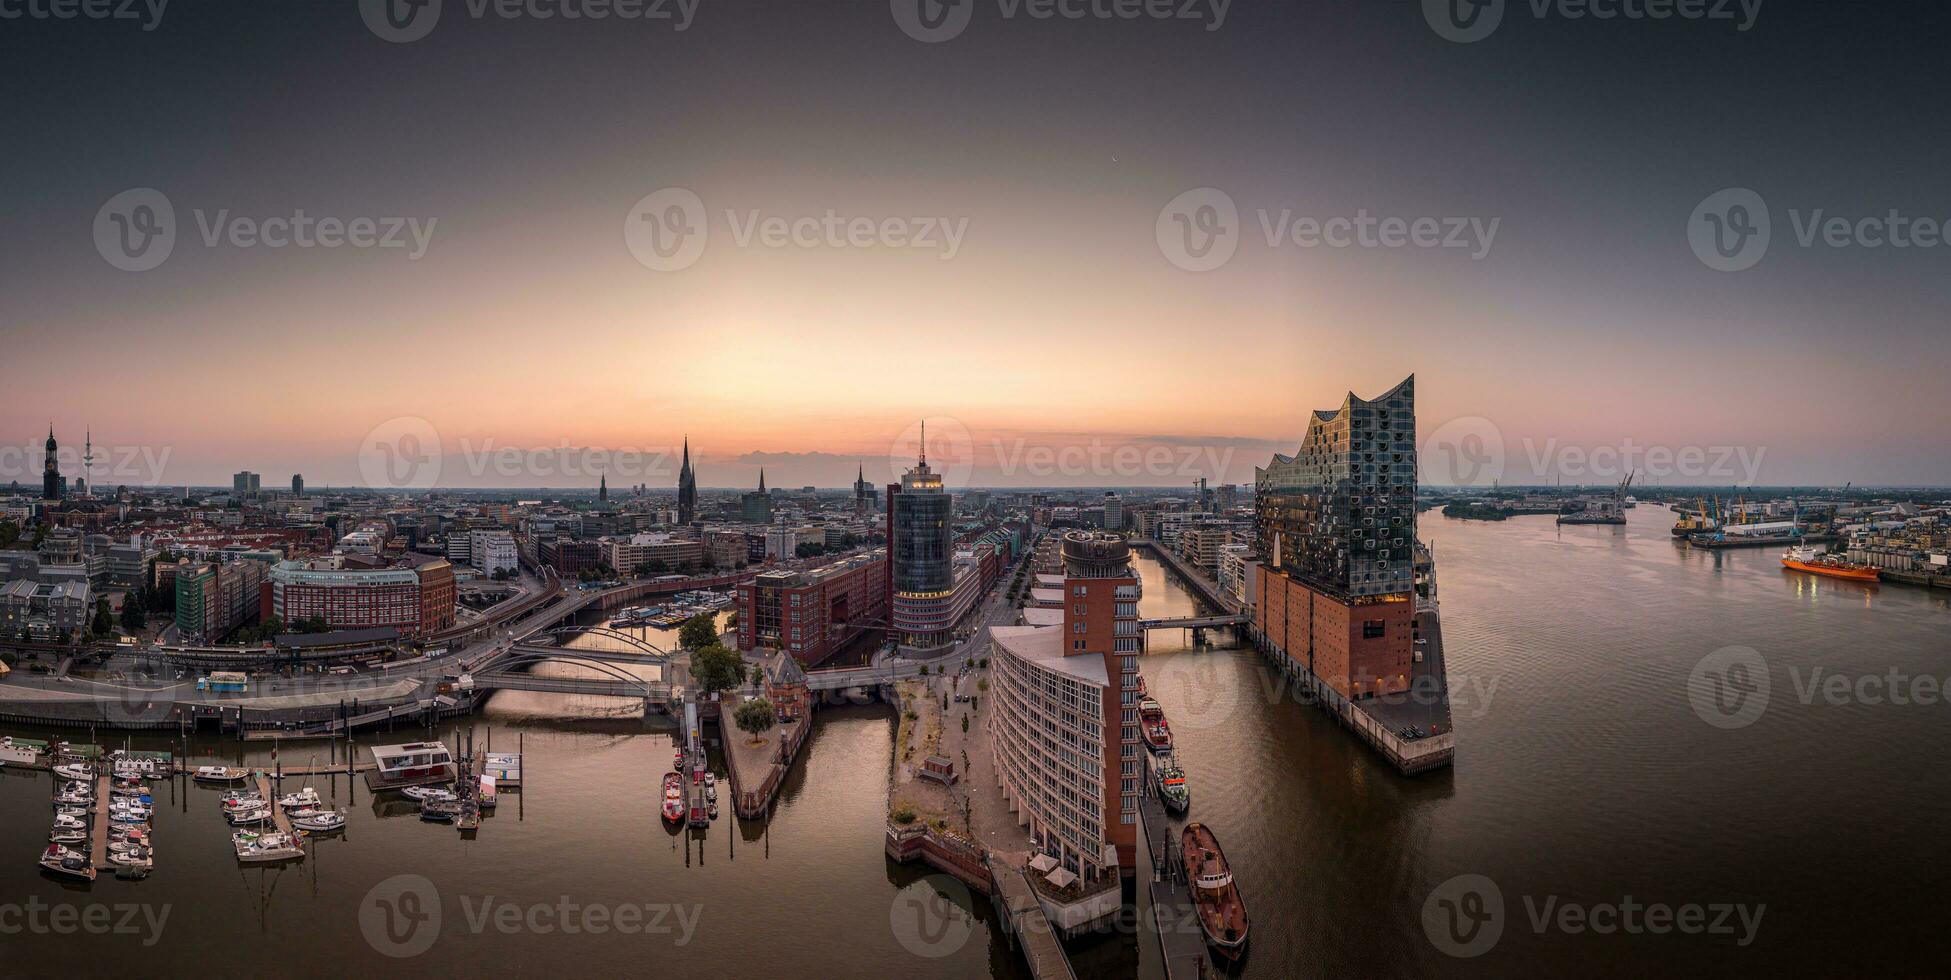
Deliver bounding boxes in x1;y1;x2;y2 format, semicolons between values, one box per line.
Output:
988;531;1141;889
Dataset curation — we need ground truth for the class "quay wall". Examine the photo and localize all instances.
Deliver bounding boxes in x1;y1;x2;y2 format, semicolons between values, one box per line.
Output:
885;825;994;896
1246;624;1454;774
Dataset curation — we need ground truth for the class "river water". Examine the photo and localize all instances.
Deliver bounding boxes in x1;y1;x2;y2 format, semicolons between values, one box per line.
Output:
4;506;1948;977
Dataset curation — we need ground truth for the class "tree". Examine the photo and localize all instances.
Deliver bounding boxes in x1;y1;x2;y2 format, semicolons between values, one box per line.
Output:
678;613;718;652
0;520;20;549
733;697;776;745
119;600;147;632
690;643;744;695
91;598;113;638
749;664;764;687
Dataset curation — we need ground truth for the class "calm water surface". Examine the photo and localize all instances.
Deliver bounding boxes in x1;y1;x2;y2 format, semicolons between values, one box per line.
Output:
6;508;1949;977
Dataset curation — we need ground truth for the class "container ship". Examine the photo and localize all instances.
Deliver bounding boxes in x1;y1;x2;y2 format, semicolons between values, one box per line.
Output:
1181;822;1249;960
1781;546;1879;583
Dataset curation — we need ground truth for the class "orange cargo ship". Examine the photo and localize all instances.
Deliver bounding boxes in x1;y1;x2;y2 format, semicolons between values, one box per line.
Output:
1781;547;1879;583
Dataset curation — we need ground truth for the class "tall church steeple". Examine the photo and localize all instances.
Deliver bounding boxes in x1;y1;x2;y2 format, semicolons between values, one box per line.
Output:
676;435;697;525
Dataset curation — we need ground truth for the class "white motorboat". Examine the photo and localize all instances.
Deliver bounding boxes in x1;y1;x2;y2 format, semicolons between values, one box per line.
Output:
703;772;716;790
220;793;265;811
226;805;273;826
39;845;96;881
48;828;88;845
278;788;321;810
54;805;90;819
52;763;93;781
705;783;718;804
291;809;347;833
194;766;249;783
52;813;87;831
399;785;455;803
107;847;153;870
234;832;304;864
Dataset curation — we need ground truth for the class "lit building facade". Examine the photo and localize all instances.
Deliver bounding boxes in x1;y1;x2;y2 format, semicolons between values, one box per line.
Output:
265;558;456;637
887;449;958;651
1253;375;1417;700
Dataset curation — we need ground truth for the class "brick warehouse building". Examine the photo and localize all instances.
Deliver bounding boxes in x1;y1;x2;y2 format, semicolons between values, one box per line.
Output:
1253;375;1418;700
263;558;456;638
737;549;888;667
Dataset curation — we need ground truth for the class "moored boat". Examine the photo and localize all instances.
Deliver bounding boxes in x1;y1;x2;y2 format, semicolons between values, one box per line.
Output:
1181;822;1249;960
1781;546;1880;583
662;773;685;824
291;808;348;833
52;763;93;781
194;766;249;783
234;832;304;864
39;844;96;881
1155;765;1190;814
1139;698;1173;754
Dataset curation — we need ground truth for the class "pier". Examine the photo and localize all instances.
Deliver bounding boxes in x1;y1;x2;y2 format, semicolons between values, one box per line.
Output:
88;773;112;870
254;773;296;836
1138;787;1213;980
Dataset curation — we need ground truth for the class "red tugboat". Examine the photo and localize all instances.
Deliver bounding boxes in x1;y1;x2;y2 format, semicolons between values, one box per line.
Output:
1181;822;1248;960
661;772;685;824
1140;697;1173;754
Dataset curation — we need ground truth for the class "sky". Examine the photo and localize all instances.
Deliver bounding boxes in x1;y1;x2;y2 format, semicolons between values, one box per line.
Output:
3;0;1949;489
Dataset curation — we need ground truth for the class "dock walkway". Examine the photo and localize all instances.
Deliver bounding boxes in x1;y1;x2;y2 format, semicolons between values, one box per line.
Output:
989;865;1078;980
1139;790;1213;980
89;774;111;870
253;774;295;836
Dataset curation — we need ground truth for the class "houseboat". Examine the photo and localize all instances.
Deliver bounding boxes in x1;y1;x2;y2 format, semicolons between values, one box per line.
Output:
363;741;458;792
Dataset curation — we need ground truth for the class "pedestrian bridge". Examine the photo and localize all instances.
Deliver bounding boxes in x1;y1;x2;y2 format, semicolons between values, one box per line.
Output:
1138;614;1248;630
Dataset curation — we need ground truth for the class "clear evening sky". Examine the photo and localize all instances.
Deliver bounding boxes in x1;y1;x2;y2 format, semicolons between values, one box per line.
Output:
3;0;1948;488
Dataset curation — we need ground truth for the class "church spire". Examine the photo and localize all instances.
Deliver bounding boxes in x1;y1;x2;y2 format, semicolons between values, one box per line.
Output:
757;468;766;492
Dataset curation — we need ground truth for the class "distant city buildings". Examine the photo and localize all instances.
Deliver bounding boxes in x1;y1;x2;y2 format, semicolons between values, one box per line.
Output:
232;471;261;497
741;470;773;524
291;474;304;497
